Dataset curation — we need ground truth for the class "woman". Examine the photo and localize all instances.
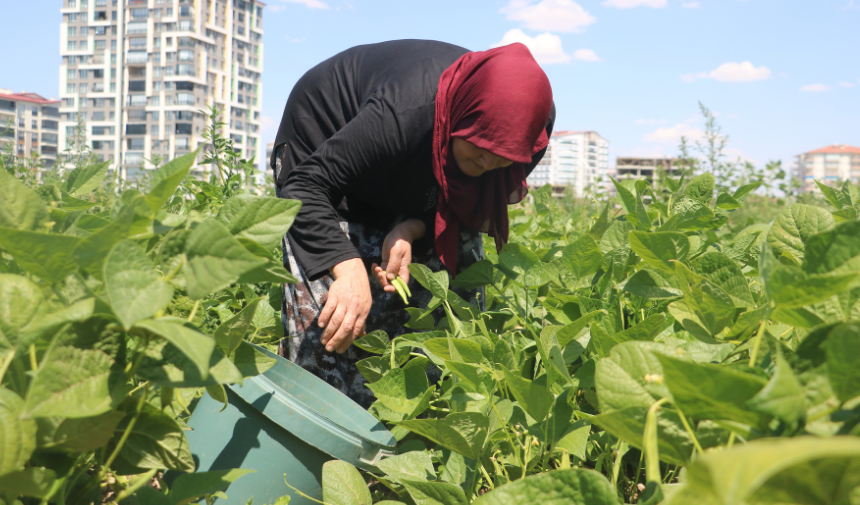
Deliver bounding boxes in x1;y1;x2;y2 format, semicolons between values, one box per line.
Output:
271;39;554;407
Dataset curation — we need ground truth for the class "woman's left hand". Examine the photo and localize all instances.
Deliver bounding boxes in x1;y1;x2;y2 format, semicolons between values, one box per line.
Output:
372;219;426;293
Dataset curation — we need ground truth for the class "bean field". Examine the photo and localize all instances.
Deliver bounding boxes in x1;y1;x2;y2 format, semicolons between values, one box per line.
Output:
2;112;860;505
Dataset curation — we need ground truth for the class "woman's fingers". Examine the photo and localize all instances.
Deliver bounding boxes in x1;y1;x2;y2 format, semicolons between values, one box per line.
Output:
318;292;338;328
372;263;395;292
320;297;348;346
328;296;360;353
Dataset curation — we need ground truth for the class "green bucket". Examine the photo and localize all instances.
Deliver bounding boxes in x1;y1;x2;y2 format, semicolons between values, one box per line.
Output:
184;345;396;505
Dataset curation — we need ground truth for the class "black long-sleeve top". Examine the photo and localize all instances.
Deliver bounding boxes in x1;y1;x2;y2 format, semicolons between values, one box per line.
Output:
271;39;555;280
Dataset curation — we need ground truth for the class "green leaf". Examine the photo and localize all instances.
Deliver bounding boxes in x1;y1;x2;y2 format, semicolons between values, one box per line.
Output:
0;467;57;498
746;352;805;424
134;318;216;380
657;355;766;425
714;192;741;210
232;341;277;378
0;388;37;477
501;367;552;422
803;221;860;276
366;367;432;420
669;262;736;342
218;194;302;250
671;196;714;230
610;176;639;214
617;269;682;299
424;338;484;364
554;419;591;460
767;265;858;308
665;437;860;505
401;480;467;505
104;240;174;330
499;243;544;286
169;468;256;505
693;252;754;308
397;412;489;460
136;340;243;387
824;324;860;403
65;160;110;197
472;468;617;505
35;410;126;452
595;341;678;411
322;460;372;505
183;218;268;300
592;406;694;466
409;263;449;300
732;181;763;201
556;310;605;348
72;199;137;274
352;330;390;354
766;203;835;262
375;451;436;482
24;346;122;418
0;228;82;282
0;168;50;231
112;409;195;474
815;180;849;210
684;172;715;205
628;231;690;274
561;235;603;282
599;220;634;253
450;259;494;289
213;297;263;356
145;151;198;213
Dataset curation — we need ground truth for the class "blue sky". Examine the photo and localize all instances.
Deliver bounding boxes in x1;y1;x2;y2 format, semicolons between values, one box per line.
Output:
3;0;858;174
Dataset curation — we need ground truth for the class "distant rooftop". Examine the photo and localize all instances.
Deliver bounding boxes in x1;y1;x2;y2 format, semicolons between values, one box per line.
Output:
805;144;860;155
0;90;60;105
553;130;592;136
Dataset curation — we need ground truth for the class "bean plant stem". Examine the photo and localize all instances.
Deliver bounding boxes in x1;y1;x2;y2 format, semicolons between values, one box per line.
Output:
611;439;624;489
100;383;150;480
187;299;201;322
673;405;704;455
111;468;158;504
748;317;768;367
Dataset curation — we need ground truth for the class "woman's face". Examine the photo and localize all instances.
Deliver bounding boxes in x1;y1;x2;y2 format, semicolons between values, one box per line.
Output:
452;138;515;177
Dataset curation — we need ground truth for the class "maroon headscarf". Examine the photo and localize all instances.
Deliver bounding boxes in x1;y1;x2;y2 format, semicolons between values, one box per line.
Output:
433;43;553;275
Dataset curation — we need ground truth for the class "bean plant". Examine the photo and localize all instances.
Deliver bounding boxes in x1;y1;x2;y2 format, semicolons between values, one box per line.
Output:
317;172;860;505
0;110;298;505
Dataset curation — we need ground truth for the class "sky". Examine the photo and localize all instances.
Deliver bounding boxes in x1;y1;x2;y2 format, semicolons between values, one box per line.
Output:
2;0;858;175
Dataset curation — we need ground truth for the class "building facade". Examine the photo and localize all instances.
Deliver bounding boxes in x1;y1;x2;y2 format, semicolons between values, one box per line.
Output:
616;157;681;190
59;0;265;180
795;144;860;192
528;130;610;197
0;90;62;170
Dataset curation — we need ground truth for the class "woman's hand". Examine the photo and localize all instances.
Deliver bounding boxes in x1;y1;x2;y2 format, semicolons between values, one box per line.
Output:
372;219;426;294
318;258;372;353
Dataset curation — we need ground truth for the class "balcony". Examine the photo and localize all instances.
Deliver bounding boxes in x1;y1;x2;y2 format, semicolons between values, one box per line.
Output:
41;120;59;130
41;146;58;156
0;100;15;112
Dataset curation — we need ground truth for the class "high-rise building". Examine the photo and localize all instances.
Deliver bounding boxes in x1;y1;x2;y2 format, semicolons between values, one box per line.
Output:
528;130;610;197
616;157;682;191
59;0;265;180
0;90;62;171
795;144;860;192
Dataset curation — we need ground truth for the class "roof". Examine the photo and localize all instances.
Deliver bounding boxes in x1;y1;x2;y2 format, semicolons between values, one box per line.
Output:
553;130;591;136
0;92;60;105
805;144;860;155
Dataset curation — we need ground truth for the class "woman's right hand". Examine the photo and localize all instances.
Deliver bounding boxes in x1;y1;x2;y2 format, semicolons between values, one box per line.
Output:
372;219;426;293
318;258;372;353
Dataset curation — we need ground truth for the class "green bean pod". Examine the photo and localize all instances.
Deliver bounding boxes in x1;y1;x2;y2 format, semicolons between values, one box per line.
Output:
392;276;409;305
397;276;412;298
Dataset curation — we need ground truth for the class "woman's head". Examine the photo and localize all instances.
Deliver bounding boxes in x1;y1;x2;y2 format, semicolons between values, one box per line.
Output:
432;42;553;274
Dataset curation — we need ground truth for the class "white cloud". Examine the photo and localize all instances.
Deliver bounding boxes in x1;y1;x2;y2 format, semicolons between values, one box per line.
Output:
572;49;601;62
278;0;330;10
839;81;855;88
500;0;596;33
636;118;666;125
800;83;830;92
681;1;701;7
493;29;571;64
644;123;705;144
602;0;667;8
681;61;771;83
284;34;307;42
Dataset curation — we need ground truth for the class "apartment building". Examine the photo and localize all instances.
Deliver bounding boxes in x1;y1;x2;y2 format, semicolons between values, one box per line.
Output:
795;144;860;192
616;157;682;191
0;90;62;170
528;130;610;197
59;0;265;180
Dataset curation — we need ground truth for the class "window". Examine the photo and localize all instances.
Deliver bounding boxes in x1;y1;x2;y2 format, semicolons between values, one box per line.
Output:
92;125;114;135
175;123;192;135
176;81;193;91
165;66;175;76
95;11;107;20
91;111;105;120
66;83;75;92
68;0;76;7
176;111;193;121
64;98;75;107
149;111;160;120
126;152;144;167
127;95;147;107
95;40;106;50
94;26;106;35
178;20;192;31
151;96;160;106
127;138;145;150
126;124;146;135
154;37;161;48
68;26;77;36
127;21;147;34
92;82;104;92
78;69;88;79
180;5;191;16
111;68;116;78
127;51;147;63
81;0;87;7
153;82;162;92
176;92;194;105
67;41;77;51
131;8;148;19
177;64;195;76
80;26;88;36
154;67;163;77
67;69;75;80
79;40;88;50
129;37;147;48
128;80;146;92
151;125;159;135
93;69;104;78
175;137;189;150
178;49;194;61
79;83;87;93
